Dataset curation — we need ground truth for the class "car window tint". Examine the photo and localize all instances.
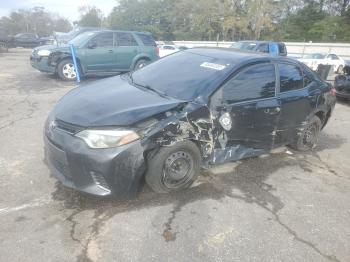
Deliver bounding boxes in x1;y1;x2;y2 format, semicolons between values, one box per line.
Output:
136;33;156;46
279;64;303;92
331;54;339;60
222;64;276;104
117;32;138;46
257;43;269;53
91;32;113;47
164;46;175;50
278;43;286;54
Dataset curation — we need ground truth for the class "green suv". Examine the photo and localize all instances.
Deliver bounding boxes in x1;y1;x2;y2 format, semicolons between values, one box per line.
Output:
30;30;159;81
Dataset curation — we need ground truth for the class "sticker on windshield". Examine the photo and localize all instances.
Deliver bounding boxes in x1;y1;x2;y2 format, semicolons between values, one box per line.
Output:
200;62;226;71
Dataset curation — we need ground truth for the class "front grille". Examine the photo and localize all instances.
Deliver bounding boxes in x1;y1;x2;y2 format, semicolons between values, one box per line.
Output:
55;119;84;134
46;139;72;179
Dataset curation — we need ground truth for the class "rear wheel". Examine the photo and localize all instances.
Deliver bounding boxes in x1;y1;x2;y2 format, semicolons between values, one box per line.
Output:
290;116;322;151
134;59;147;70
145;141;201;193
57;59;78;81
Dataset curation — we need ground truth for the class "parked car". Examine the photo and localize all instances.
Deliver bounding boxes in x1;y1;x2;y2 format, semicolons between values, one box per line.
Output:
298;53;345;73
334;65;350;99
44;48;336;197
230;41;287;56
31;30;159;81
13;33;44;48
158;45;180;57
0;28;12;51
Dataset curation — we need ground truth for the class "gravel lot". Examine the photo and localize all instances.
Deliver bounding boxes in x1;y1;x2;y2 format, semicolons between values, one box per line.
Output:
0;49;350;262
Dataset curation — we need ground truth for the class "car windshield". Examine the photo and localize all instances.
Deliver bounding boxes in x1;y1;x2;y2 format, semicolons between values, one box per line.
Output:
231;42;257;50
69;32;96;46
131;51;232;101
303;53;326;59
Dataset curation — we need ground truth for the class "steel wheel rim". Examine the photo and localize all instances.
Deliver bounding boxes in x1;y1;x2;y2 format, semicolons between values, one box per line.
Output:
62;63;76;79
162;150;194;189
138;62;145;68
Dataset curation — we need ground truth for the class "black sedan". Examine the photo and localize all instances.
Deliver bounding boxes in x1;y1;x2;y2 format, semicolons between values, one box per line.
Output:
44;48;336;198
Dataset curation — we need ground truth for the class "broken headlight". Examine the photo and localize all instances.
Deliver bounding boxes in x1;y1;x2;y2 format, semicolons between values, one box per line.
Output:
75;130;140;149
37;50;51;56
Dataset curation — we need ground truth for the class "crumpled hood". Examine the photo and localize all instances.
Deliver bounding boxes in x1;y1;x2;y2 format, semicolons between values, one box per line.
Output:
33;44;69;52
53;75;185;127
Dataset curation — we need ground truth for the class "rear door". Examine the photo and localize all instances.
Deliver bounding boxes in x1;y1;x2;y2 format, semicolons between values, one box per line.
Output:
212;63;280;150
84;32;116;72
115;32;139;70
276;63;318;144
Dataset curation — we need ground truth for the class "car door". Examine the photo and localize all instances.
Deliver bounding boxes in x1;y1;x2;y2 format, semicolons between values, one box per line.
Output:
84;32;116;72
115;32;140;70
211;63;280;153
276;63;318;145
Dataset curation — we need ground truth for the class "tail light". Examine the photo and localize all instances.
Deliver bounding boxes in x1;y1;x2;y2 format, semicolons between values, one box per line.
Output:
156;46;159;56
330;87;336;96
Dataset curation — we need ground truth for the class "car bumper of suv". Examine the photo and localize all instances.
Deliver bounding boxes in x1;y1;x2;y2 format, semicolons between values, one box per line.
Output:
30;56;56;74
335;90;350;99
44;121;146;198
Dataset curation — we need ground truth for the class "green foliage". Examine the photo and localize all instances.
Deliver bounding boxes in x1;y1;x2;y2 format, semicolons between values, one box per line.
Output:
0;7;71;36
78;6;103;27
1;1;350;41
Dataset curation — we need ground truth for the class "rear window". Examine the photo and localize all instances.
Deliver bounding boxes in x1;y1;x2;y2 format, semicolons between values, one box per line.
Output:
136;33;156;46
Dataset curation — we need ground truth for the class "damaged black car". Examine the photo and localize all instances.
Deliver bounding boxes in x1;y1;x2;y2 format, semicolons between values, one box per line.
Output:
44;48;336;198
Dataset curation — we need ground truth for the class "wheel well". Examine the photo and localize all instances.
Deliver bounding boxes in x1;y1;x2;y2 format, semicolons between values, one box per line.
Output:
315;110;331;129
56;57;82;72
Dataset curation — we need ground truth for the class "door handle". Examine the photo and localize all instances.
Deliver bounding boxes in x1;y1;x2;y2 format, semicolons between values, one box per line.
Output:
264;107;281;115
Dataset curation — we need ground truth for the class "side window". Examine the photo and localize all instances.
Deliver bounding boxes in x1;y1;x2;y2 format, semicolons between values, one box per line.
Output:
222;64;276;104
331;54;339;60
279;64;303;92
164;46;175;50
136;33;156;46
117;32;138;46
90;33;113;47
257;43;269;53
278;43;287;55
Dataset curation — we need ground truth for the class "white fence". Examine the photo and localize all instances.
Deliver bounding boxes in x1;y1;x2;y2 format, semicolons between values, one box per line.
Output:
161;41;350;60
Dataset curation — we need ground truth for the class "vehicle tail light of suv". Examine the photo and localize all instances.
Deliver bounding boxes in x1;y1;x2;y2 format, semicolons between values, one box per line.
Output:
330;87;337;96
156;46;160;57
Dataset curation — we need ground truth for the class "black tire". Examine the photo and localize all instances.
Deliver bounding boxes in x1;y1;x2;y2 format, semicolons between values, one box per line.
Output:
57;59;79;81
290;116;322;151
337;65;344;74
145;141;201;193
134;59;147;70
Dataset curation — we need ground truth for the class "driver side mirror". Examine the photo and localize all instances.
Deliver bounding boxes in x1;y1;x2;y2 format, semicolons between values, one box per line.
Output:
88;42;97;49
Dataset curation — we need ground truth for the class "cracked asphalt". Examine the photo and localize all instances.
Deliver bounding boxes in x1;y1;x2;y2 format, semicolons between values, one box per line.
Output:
1;49;350;262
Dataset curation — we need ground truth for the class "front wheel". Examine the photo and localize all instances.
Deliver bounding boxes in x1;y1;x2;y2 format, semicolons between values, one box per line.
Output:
290;116;322;151
57;59;78;81
145;141;201;193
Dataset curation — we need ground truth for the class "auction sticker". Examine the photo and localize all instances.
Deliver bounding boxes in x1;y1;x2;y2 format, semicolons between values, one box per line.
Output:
200;62;226;71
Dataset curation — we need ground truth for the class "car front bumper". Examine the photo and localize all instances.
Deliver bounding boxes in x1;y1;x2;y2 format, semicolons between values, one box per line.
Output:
30;56;56;74
44;121;146;198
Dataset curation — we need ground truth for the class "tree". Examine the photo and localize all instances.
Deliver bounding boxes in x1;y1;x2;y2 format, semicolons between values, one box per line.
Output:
78;6;103;27
0;7;71;36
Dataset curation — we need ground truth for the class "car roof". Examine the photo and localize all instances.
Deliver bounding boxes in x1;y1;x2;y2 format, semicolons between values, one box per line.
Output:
236;40;284;44
187;47;296;65
88;29;152;35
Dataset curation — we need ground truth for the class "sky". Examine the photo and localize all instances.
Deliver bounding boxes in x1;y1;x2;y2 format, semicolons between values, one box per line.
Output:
0;0;117;21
